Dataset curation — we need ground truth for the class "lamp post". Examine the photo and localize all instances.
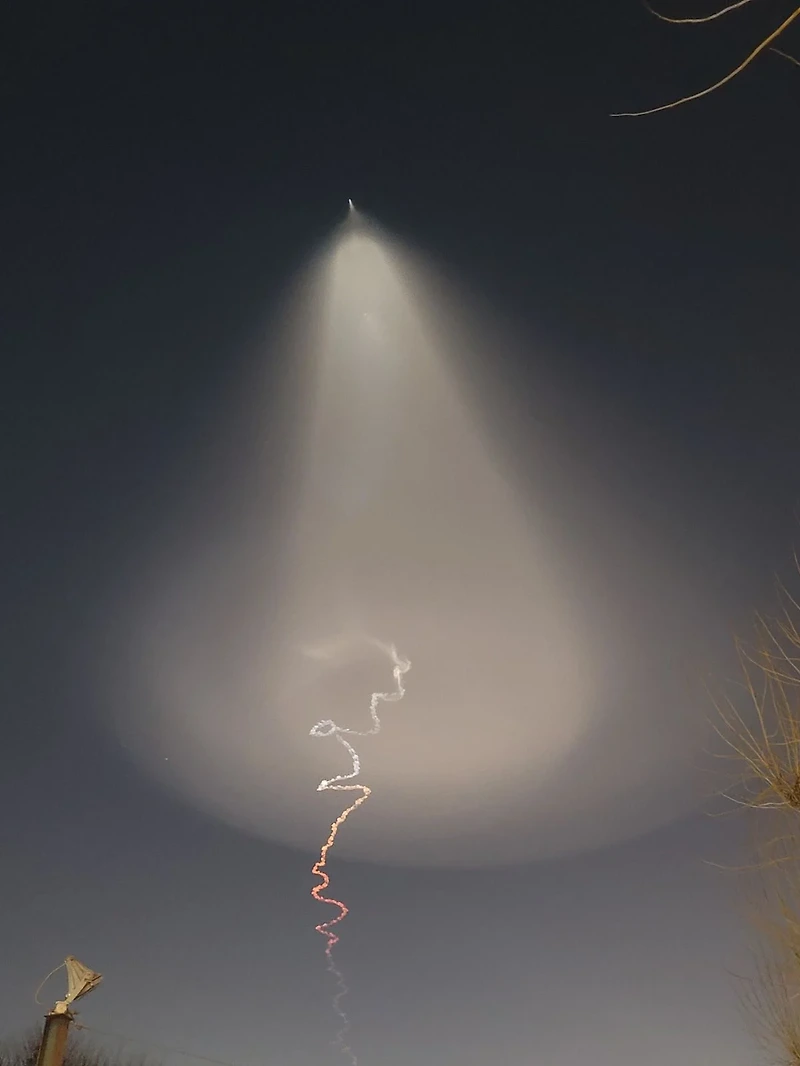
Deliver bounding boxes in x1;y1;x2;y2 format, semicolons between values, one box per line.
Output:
35;957;103;1066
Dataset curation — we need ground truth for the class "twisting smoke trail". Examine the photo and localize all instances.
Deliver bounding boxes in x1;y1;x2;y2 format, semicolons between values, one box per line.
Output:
310;642;411;1063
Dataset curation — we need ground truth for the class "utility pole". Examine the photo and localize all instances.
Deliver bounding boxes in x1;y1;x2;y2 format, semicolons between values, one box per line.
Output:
35;1008;73;1066
34;957;103;1066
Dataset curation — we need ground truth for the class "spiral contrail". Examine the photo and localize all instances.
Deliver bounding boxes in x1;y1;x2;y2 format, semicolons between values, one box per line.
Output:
310;642;411;1064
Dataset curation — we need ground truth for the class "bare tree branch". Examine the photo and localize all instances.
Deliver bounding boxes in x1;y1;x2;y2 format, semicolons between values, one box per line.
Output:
772;45;800;65
643;0;758;25
708;573;800;818
613;2;800;116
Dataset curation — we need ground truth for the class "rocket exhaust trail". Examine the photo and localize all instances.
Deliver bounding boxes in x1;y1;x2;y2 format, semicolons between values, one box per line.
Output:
310;643;411;1064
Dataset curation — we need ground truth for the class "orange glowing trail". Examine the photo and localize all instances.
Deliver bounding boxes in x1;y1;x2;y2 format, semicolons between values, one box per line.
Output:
310;643;410;1064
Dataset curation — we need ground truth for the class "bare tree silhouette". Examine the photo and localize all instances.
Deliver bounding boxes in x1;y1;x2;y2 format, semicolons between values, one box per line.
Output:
737;847;800;1065
707;558;800;1063
0;1031;155;1066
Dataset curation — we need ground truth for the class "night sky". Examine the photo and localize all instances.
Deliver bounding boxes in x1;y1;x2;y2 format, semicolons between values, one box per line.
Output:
3;2;800;1065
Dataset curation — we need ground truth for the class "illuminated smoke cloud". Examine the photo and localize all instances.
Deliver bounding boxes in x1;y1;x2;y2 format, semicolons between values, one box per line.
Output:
110;213;717;867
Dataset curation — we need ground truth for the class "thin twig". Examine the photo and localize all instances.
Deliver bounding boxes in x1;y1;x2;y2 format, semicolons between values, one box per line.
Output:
642;0;756;24
772;45;800;65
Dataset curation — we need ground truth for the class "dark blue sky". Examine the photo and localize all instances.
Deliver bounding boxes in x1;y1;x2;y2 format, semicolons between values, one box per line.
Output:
2;2;800;1065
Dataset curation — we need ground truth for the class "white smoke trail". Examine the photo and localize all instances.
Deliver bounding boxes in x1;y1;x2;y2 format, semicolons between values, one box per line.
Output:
309;642;410;1063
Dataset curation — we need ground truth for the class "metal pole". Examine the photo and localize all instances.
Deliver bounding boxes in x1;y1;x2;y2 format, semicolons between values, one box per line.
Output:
35;1011;72;1066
